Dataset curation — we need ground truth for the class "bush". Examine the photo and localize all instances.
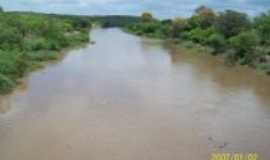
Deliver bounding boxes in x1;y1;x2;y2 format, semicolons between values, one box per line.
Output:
229;30;259;64
141;22;159;34
14;53;29;77
257;63;270;75
255;46;270;57
0;74;15;94
25;51;59;62
186;27;216;44
207;33;226;53
23;37;50;51
0;51;20;76
0;26;23;49
229;30;259;54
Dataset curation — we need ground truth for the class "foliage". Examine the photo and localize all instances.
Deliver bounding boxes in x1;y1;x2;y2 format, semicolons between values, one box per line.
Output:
185;27;216;44
123;8;270;75
194;5;216;28
228;30;259;64
0;74;15;94
170;18;190;38
229;30;259;54
207;33;226;53
255;12;270;45
215;10;250;38
141;12;153;22
0;10;91;94
93;15;140;28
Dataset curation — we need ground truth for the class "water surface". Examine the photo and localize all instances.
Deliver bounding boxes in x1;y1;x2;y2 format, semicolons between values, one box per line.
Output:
0;28;270;160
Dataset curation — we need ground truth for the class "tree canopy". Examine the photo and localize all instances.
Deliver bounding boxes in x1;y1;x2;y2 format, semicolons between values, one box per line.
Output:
124;8;270;74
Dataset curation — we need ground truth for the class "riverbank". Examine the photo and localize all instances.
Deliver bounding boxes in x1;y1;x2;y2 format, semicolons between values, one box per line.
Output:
0;12;91;94
124;27;270;76
123;9;270;76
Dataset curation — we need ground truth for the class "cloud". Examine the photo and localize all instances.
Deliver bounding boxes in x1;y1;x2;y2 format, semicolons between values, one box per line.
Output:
0;0;269;18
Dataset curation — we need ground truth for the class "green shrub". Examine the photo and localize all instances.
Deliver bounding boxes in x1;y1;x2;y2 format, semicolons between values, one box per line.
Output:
257;63;270;75
255;46;270;56
141;22;159;34
186;27;216;44
207;33;226;54
0;74;15;94
228;30;259;64
25;51;59;62
0;26;23;49
0;51;19;76
229;30;259;54
23;37;50;51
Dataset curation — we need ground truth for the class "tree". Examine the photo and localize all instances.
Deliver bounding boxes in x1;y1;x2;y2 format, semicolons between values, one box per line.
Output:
170;17;189;38
72;18;91;29
141;12;153;22
216;10;250;38
194;5;216;28
255;12;270;44
195;5;210;15
161;19;172;25
0;6;3;12
188;15;200;28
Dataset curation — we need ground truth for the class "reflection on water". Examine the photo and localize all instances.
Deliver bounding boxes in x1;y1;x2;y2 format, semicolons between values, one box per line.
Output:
0;28;270;160
168;45;270;107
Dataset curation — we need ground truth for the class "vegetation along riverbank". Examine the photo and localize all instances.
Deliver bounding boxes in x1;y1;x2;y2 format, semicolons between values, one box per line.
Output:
123;6;270;75
0;9;91;94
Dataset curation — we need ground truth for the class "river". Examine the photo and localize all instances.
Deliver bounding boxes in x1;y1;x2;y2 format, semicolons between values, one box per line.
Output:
0;28;270;160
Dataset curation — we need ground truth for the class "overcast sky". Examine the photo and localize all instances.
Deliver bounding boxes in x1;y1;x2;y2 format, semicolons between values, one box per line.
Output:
1;0;270;18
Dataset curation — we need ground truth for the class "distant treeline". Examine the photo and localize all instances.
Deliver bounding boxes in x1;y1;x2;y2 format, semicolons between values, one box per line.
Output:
0;10;91;94
124;7;270;75
93;15;140;28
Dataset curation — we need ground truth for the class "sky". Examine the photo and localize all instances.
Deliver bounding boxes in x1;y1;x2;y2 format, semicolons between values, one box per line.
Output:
1;0;270;18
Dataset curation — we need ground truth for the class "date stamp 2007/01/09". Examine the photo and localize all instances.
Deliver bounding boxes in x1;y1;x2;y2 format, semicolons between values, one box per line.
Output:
210;153;258;160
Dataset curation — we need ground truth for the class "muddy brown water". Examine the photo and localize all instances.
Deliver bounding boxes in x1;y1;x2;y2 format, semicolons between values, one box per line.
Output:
0;28;270;160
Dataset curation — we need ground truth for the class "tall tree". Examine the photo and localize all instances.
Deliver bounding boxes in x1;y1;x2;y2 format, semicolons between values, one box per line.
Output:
170;17;189;38
194;5;216;28
255;12;270;44
141;12;153;22
216;10;250;38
